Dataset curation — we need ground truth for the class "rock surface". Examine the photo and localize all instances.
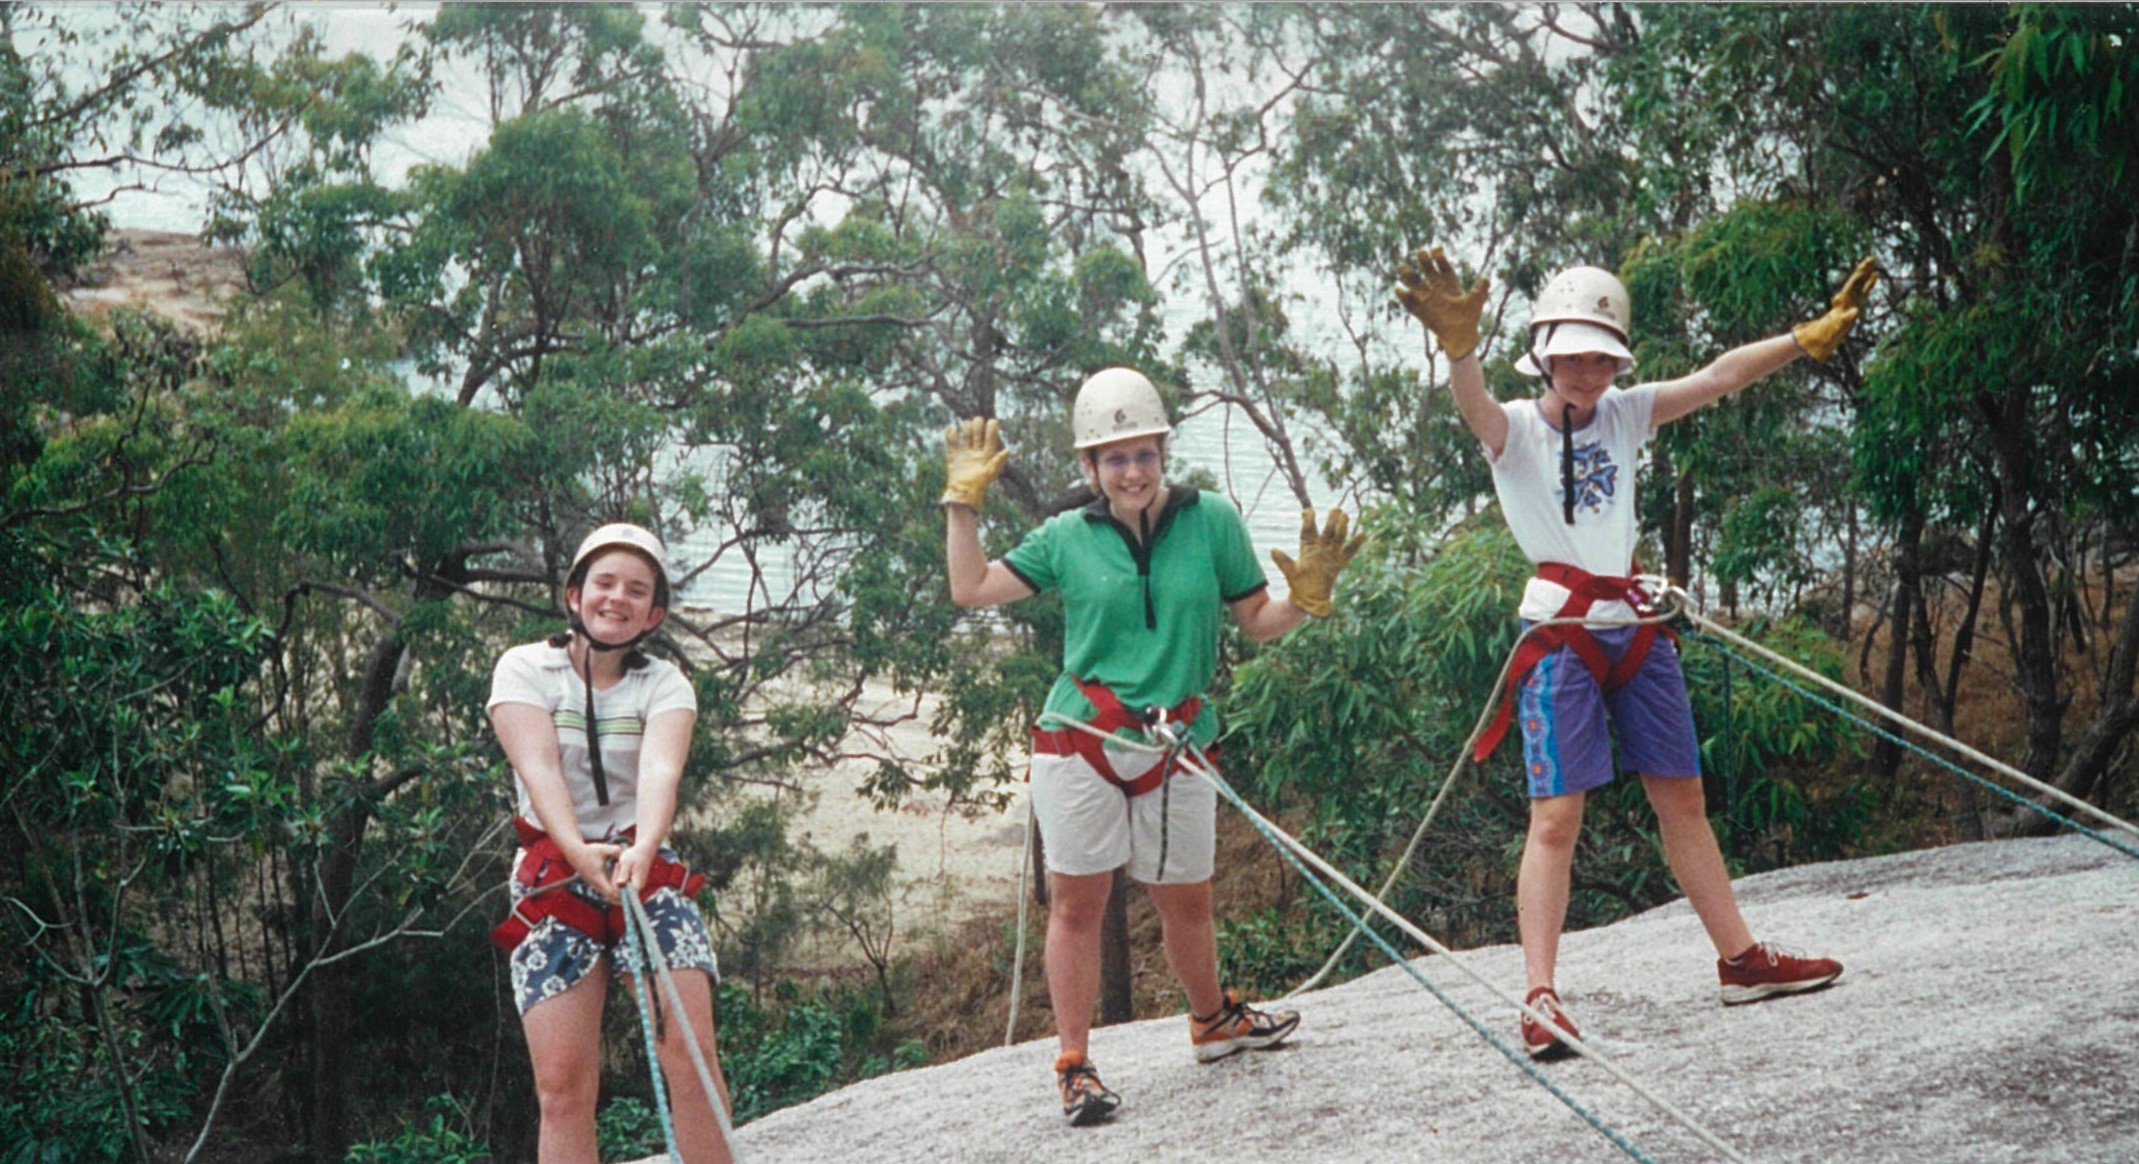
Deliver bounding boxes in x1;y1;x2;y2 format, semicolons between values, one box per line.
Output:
56;228;248;332
689;833;2138;1163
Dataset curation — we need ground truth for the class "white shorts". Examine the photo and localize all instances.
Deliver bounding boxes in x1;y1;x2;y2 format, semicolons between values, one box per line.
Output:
1028;741;1216;884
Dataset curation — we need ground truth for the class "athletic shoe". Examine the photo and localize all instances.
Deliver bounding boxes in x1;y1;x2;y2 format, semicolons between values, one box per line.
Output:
1190;988;1300;1062
1520;985;1580;1061
1054;1051;1120;1126
1718;941;1843;1005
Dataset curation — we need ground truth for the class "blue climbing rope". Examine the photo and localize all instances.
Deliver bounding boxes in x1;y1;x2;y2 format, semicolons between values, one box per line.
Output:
622;896;684;1162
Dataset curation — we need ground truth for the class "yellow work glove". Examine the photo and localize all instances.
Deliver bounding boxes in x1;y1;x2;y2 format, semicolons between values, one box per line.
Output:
1271;508;1365;618
1394;245;1490;361
941;417;1009;510
1792;257;1879;361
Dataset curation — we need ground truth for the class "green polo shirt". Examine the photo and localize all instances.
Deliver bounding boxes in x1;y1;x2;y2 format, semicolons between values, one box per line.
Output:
1002;487;1268;746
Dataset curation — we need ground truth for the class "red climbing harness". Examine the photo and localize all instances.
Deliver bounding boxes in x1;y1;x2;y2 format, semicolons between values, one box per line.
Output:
1474;562;1676;763
1029;677;1213;797
488;817;705;951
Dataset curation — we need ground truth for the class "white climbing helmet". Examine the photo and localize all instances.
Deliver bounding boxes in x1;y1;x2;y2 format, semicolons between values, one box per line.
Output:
1071;367;1171;449
568;522;673;608
1515;265;1636;377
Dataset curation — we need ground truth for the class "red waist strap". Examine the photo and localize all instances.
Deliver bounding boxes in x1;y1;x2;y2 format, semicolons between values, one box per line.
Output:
1473;563;1673;764
1029;678;1207;797
489;819;705;951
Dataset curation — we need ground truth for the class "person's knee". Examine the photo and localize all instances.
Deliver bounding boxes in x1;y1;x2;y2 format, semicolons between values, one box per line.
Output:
1047;872;1114;931
1642;774;1707;818
656;1027;718;1082
1051;895;1107;933
532;1060;600;1116
1527;800;1586;851
1145;880;1213;925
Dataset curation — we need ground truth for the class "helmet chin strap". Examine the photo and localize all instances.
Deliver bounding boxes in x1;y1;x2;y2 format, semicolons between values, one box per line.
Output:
1560;399;1577;525
1537;323;1577;527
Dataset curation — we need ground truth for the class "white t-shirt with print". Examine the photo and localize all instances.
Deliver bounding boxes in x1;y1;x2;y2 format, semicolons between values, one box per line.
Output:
1487;382;1661;622
486;641;697;840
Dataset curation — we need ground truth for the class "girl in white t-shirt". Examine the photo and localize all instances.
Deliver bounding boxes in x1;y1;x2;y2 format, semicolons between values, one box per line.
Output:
1397;248;1873;1060
487;523;733;1163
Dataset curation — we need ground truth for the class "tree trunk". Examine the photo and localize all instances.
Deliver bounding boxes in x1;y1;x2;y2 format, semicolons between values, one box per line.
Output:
1099;870;1132;1025
1940;504;1997;733
301;628;404;1162
1838;500;1858;640
1985;393;2068;800
1669;462;1695;588
1874;505;1924;780
1030;807;1049;908
1992;559;2139;833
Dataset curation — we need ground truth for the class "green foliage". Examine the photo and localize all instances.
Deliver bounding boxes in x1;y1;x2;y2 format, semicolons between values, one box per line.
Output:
0;998;197;1164
1973;4;2139;203
0;533;273;1160
1216;906;1338;1001
1682;620;1872;863
711;982;860;1124
594;1097;664;1161
345;1095;491;1164
1226;510;1533;959
281;387;537;575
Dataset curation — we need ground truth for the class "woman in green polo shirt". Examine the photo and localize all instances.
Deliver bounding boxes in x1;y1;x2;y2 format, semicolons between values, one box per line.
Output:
942;367;1360;1126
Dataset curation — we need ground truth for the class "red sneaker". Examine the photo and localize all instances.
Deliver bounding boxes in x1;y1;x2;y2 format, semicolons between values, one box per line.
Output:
1520;985;1580;1061
1718;941;1843;1005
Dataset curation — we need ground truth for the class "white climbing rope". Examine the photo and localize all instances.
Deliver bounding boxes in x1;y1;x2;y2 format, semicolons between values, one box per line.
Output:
1003;787;1035;1049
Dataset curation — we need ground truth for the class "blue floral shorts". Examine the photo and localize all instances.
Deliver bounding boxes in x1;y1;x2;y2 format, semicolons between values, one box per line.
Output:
505;860;720;1015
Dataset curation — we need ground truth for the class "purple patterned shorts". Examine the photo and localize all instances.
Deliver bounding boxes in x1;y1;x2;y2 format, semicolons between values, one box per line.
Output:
1517;625;1702;799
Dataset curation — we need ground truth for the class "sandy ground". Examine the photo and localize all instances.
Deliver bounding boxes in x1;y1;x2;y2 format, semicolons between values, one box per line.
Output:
694;680;1030;967
671;832;2139;1164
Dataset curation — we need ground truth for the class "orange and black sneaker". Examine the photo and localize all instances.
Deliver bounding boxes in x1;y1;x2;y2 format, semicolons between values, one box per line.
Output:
1719;941;1842;1005
1520;985;1580;1061
1054;1050;1120;1127
1190;988;1300;1063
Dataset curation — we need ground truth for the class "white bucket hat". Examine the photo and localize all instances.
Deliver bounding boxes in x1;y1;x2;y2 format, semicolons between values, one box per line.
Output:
1515;319;1637;377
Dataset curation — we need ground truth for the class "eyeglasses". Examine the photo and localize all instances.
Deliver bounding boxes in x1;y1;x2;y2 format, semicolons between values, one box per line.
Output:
1096;449;1163;474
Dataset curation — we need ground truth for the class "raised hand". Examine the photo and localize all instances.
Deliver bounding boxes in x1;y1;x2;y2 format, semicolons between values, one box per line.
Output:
941;417;1010;510
1270;508;1366;618
1395;246;1491;361
1793;257;1879;361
